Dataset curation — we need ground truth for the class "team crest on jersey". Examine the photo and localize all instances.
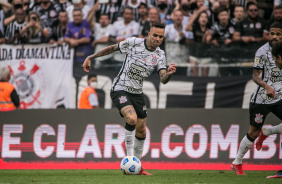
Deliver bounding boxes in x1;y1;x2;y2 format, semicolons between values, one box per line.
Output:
255;113;263;124
151;55;158;65
119;96;127;104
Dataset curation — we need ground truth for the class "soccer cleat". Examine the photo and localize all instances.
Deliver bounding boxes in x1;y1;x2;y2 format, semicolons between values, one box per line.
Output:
266;170;282;178
138;166;152;175
231;164;245;175
256;130;268;151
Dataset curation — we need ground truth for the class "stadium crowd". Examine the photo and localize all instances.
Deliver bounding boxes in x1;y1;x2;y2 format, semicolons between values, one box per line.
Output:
0;0;281;76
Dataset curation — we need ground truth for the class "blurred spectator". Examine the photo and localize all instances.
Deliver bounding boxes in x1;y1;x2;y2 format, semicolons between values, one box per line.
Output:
5;8;27;44
0;1;13;41
0;66;20;111
231;5;245;24
30;0;41;12
257;0;273;20
119;0;142;22
164;10;193;66
109;7;139;43
264;5;282;40
232;2;267;44
20;12;49;44
87;0;99;29
91;14;112;47
78;74;99;109
36;0;61;38
95;0;122;24
171;0;192;27
206;8;235;47
186;11;211;76
110;7;139;62
64;8;92;63
157;0;173;25
141;7;159;38
137;3;148;32
49;10;68;45
66;0;90;22
218;0;236;18
4;0;23;27
23;0;31;15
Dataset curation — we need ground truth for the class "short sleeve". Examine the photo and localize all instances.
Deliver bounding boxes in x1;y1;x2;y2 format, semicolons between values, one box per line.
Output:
118;37;135;54
88;93;99;106
157;53;167;71
253;49;265;69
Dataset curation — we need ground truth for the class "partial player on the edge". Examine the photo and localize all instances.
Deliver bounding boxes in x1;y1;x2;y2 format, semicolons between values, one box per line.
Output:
231;22;282;175
83;22;176;175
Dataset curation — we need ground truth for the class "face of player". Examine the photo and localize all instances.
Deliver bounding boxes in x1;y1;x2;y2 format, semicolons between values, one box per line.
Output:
99;15;110;27
148;27;165;48
269;28;282;47
247;5;258;20
73;10;83;24
218;11;229;25
234;7;244;20
198;12;208;26
273;9;282;22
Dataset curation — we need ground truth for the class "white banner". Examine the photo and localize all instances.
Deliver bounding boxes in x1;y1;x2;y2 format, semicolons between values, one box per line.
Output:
0;44;74;109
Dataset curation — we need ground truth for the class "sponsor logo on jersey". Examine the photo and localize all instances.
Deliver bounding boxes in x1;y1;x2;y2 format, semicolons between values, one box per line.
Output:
270;68;282;82
255;113;263;124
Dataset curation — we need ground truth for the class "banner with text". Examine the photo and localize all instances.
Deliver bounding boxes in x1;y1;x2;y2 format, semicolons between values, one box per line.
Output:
0;44;74;108
0;109;281;170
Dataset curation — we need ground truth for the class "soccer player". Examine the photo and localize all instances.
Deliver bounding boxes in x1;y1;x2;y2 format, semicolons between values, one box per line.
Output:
231;22;282;175
83;22;176;175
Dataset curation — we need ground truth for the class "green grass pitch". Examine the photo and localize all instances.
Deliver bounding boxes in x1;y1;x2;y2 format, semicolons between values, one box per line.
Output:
0;170;281;184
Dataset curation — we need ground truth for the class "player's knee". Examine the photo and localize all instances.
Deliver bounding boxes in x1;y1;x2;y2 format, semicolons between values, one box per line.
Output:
248;127;261;139
125;115;137;125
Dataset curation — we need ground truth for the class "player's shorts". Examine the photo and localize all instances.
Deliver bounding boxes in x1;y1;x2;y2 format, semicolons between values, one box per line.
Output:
189;56;212;65
110;90;147;119
249;102;282;127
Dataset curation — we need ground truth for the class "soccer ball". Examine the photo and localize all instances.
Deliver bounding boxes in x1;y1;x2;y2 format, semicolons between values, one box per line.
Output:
120;156;141;175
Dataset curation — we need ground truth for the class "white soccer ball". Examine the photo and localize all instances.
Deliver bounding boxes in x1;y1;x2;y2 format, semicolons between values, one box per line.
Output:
120;156;142;175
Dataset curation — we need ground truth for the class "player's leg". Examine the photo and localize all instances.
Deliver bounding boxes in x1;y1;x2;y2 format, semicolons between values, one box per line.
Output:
256;105;282;150
232;103;270;175
110;91;137;156
134;118;146;160
121;105;138;156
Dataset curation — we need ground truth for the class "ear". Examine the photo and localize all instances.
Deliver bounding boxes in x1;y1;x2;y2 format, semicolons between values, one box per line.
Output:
148;31;150;37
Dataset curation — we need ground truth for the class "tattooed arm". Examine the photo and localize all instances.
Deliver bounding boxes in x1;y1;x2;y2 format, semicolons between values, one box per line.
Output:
159;63;176;84
252;68;275;97
83;44;119;72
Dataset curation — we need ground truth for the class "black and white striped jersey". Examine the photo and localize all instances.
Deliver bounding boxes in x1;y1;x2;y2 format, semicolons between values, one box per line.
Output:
251;42;282;104
5;21;28;44
111;37;167;94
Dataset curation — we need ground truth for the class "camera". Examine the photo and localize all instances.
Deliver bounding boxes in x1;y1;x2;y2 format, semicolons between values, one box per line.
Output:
32;17;36;21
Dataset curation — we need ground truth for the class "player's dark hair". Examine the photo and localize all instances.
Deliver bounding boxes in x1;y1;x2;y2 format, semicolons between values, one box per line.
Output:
271;41;282;59
151;22;165;29
59;10;67;14
270;22;282;29
123;7;133;15
88;74;97;80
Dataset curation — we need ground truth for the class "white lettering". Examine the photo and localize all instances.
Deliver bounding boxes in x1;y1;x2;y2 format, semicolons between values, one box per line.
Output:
104;124;125;158
56;124;76;158
2;124;23;158
33;124;55;158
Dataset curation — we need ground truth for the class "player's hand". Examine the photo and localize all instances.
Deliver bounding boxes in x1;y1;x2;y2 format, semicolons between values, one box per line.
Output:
83;57;91;72
265;85;275;98
167;63;176;75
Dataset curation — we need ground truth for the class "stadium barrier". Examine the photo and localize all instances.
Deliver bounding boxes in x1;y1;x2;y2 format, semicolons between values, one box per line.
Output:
0;109;281;170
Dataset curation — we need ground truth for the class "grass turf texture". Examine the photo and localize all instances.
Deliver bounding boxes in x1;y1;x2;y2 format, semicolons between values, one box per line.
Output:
0;170;281;184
